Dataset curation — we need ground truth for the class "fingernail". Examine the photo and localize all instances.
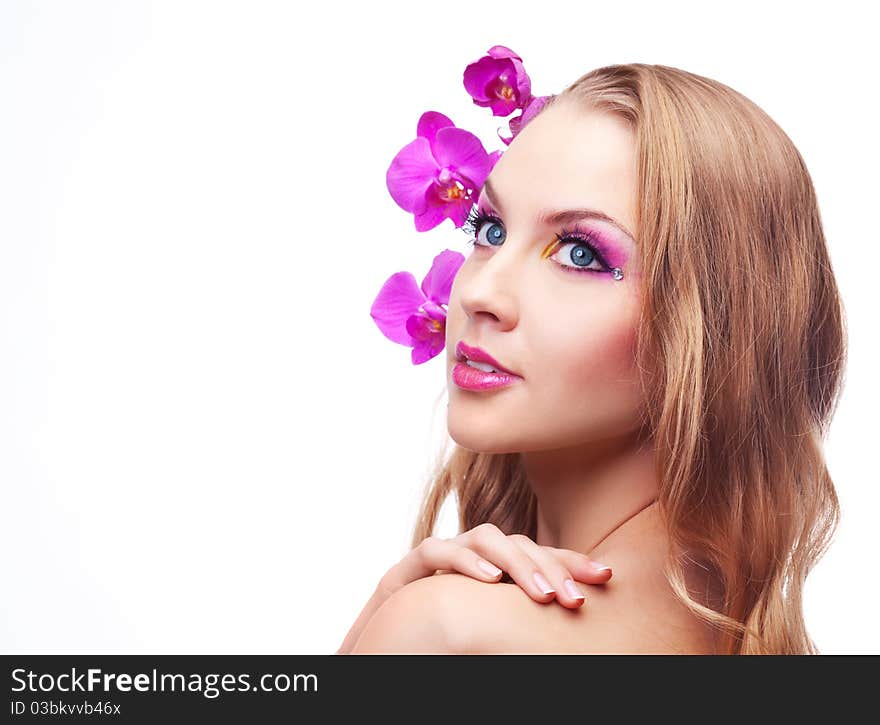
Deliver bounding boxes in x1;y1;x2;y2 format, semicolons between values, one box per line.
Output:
477;559;502;577
592;562;612;573
564;578;585;600
533;572;555;595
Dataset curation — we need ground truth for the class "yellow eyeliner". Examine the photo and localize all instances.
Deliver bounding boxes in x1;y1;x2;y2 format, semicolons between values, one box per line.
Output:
540;239;559;260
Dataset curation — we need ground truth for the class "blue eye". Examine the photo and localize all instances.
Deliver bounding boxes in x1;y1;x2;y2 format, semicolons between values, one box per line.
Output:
558;242;597;269
463;207;506;246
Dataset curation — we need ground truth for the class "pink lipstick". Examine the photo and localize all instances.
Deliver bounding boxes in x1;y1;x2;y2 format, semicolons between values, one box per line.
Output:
452;341;523;391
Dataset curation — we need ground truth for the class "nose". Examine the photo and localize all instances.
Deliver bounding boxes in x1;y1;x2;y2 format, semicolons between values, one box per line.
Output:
456;245;520;331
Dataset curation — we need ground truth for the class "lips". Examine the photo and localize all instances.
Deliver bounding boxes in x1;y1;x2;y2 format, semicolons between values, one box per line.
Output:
454;341;520;377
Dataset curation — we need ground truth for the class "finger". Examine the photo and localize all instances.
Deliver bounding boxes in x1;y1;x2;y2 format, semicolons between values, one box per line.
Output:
454;523;557;603
506;535;589;608
546;548;614;584
385;536;504;591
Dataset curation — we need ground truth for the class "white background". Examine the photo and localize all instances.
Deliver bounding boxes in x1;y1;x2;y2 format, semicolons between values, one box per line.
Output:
1;0;877;654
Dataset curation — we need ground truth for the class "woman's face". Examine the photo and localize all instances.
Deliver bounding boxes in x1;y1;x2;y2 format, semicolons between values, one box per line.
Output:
446;101;644;453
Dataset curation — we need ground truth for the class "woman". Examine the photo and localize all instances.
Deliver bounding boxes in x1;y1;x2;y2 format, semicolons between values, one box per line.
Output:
339;63;845;654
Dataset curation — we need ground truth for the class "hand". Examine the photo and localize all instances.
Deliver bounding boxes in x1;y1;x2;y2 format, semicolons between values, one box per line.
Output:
336;523;612;654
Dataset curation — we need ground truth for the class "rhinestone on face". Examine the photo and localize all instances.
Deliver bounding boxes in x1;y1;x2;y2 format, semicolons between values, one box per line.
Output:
612;267;624;281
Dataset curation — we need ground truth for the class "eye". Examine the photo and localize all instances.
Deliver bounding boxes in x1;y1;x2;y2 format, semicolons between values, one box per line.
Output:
545;225;615;276
462;207;506;247
548;239;606;273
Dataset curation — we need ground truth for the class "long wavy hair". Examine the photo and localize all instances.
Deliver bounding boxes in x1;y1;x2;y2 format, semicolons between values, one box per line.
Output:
410;63;846;654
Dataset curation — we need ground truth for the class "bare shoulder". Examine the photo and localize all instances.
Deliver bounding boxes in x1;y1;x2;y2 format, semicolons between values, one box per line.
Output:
424;572;674;654
351;551;720;654
348;574;474;654
374;562;718;654
348;573;521;654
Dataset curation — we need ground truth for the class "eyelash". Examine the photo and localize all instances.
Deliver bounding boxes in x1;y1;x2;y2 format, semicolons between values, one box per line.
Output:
461;206;613;276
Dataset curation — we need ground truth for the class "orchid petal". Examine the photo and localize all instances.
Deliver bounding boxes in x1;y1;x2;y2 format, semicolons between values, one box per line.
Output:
520;94;553;125
413;196;449;232
370;271;426;345
508;57;531;106
406;311;440;342
486;45;522;61
507;110;525;139
386;137;438;214
445;196;477;228
432;127;495;189
411;333;446;364
406;312;447;365
463;55;500;104
497;125;514;146
416;111;455;144
420;249;464;304
420;299;447;322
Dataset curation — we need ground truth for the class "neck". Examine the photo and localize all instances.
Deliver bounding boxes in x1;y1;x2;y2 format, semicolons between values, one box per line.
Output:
523;428;660;558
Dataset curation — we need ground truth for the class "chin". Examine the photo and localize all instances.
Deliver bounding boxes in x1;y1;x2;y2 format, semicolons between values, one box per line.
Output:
446;405;522;454
447;433;517;455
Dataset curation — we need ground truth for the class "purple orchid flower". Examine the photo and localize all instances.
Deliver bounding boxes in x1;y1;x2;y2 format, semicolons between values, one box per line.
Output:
370;249;464;365
463;45;532;117
462;45;555;146
386;111;502;232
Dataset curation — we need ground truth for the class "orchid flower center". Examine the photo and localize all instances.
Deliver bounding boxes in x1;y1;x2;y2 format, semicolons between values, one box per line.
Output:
443;184;464;201
436;173;466;202
492;73;515;101
417;303;445;332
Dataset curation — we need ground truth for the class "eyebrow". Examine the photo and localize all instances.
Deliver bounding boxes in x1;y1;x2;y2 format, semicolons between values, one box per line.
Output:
481;178;637;241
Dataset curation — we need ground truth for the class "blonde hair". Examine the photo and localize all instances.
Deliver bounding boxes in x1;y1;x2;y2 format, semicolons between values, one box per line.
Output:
411;64;846;654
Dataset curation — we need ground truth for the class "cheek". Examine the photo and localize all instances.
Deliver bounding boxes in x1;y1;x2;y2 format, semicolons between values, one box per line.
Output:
530;296;641;423
555;322;635;388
